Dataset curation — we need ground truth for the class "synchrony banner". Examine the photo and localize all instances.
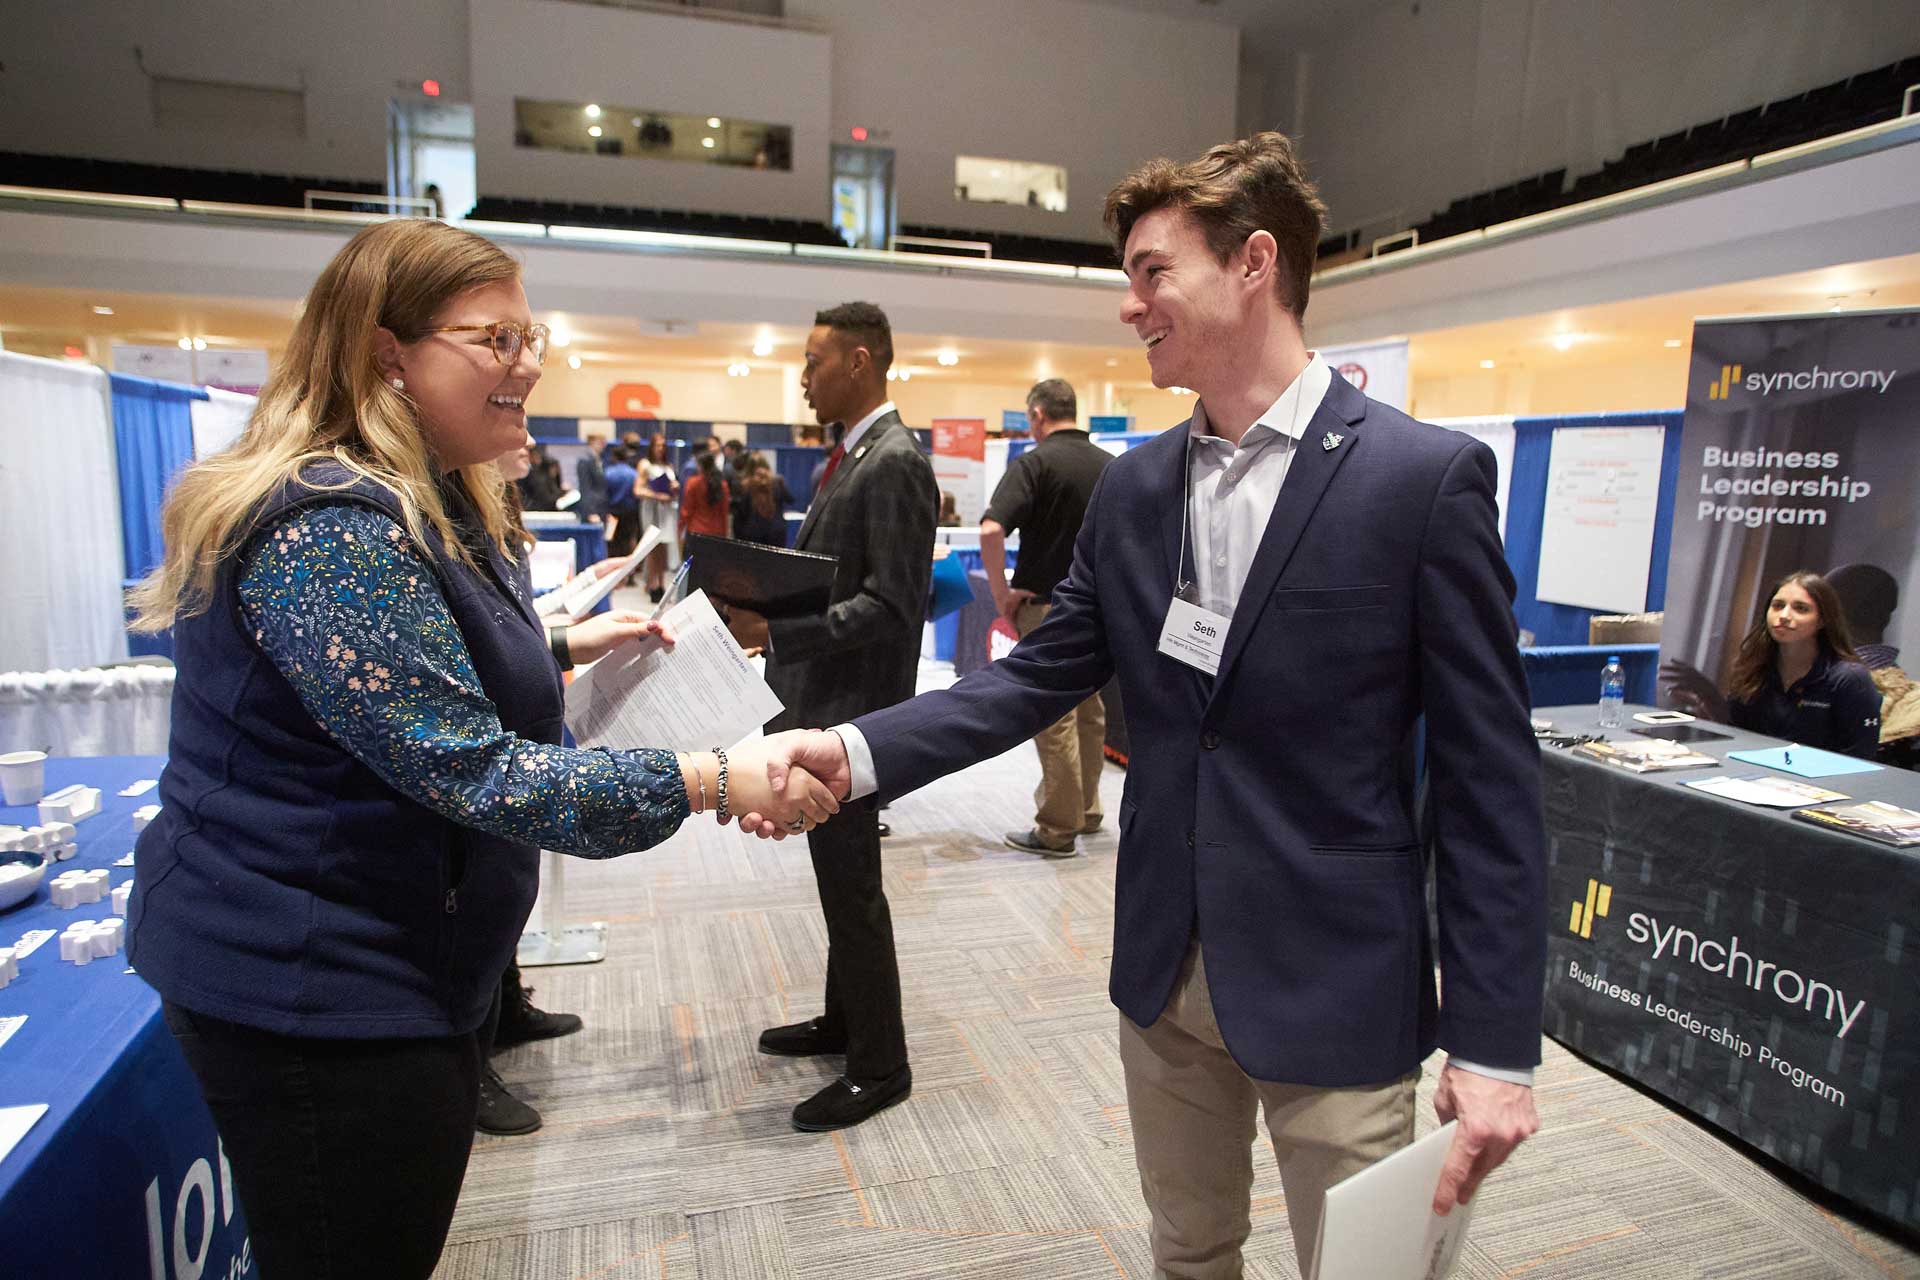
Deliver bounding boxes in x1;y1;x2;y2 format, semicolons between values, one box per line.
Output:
1541;756;1918;1230
1660;308;1920;702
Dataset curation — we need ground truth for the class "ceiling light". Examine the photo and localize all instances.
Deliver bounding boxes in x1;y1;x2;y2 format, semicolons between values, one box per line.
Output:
1105;358;1119;367
177;337;192;350
193;337;208;351
567;354;582;370
701;137;716;149
550;328;571;348
91;305;114;316
1551;334;1576;352
898;369;911;382
727;361;751;377
751;338;774;357
886;369;897;381
1663;339;1683;348
630;116;644;127
707;117;722;129
584;104;601;118
588;125;603;138
1480;359;1496;369
936;350;959;367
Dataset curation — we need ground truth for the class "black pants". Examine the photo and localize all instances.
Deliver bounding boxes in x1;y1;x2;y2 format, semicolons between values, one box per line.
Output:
161;999;497;1280
806;794;908;1079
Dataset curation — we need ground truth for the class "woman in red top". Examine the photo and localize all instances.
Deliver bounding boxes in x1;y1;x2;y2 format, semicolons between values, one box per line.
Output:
679;446;731;540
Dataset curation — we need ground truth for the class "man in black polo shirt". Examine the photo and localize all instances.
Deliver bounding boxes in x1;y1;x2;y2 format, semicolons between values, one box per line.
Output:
981;379;1113;856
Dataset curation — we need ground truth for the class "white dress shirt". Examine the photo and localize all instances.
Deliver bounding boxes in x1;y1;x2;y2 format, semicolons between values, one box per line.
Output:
832;362;1526;1086
838;400;895;459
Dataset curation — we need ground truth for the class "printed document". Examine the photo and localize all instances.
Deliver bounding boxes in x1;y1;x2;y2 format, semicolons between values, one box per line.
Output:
544;526;662;623
1313;1121;1474;1280
564;589;782;752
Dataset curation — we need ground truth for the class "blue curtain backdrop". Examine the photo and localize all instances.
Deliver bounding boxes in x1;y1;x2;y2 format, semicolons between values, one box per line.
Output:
110;373;204;580
1502;410;1685;647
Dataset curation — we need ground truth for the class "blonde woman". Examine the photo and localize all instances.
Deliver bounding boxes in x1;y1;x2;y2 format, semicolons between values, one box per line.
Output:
125;220;834;1280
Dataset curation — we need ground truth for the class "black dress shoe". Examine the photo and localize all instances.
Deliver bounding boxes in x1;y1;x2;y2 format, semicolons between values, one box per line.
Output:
791;1068;912;1132
877;822;892;838
493;981;584;1052
758;1016;848;1057
476;1066;542;1136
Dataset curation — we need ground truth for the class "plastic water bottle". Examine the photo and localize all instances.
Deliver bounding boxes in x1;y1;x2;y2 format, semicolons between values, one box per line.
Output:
1598;654;1626;729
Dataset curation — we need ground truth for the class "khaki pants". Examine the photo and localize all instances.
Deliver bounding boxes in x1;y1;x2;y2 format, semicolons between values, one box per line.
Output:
1014;600;1107;847
1118;944;1417;1279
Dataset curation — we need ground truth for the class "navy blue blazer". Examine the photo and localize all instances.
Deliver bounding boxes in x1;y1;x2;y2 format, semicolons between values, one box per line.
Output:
854;372;1546;1085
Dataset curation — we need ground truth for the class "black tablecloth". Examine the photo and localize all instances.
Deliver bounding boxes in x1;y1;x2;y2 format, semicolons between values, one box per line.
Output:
1536;704;1919;1231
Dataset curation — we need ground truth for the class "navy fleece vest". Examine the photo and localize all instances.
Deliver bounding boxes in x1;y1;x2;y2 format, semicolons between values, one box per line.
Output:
128;466;564;1037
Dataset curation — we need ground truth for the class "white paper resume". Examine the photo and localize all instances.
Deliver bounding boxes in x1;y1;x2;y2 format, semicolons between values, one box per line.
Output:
563;589;784;753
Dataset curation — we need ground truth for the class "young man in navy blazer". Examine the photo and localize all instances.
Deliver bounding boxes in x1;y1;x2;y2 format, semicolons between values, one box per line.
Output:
746;134;1546;1276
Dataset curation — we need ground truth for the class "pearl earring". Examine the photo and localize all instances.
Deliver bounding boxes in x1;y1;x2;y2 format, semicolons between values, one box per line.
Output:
390;376;405;391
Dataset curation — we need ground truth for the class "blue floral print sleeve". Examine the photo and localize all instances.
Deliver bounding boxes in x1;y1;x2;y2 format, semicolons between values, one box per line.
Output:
237;502;688;857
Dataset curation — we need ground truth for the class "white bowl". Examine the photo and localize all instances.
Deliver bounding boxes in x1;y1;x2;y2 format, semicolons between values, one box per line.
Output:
0;852;48;911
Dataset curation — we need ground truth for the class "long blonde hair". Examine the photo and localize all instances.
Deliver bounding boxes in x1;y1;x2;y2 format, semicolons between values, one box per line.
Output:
130;220;522;631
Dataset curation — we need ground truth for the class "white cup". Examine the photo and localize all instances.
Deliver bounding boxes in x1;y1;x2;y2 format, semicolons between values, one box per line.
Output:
0;751;48;807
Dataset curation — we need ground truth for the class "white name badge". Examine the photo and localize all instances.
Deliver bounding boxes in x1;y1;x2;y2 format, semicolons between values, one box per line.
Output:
1157;596;1230;675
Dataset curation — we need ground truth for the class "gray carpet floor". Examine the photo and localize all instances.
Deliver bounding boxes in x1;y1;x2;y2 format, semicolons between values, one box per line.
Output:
436;658;1920;1279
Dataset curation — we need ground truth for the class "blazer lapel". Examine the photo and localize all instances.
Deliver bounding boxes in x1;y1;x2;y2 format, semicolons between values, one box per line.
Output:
1208;376;1368;693
797;412;897;546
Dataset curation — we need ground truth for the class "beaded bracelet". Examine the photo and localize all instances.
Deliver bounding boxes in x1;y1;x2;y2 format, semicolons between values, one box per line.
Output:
712;747;730;823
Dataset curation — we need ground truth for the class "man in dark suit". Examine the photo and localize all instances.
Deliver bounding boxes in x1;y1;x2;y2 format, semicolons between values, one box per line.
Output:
724;302;936;1132
574;428;608;524
745;136;1544;1274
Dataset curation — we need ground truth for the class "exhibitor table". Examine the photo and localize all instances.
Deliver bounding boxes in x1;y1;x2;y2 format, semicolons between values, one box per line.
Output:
0;756;251;1277
1536;704;1919;1231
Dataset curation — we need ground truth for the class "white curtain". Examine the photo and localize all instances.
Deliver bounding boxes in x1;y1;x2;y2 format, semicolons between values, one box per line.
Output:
0;353;128;671
0;665;173;757
190;386;255;459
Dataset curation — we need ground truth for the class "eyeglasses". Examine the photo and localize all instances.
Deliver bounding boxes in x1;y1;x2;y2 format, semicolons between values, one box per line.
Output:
420;321;550;366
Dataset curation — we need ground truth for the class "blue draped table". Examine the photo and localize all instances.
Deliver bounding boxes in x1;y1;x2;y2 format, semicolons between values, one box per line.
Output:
1;756;251;1276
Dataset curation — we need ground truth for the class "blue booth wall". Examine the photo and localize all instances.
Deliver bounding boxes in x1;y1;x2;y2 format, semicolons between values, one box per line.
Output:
1499;410;1684;705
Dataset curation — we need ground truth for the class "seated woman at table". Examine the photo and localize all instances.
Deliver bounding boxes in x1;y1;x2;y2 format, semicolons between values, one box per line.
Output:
124;218;835;1280
1663;570;1882;758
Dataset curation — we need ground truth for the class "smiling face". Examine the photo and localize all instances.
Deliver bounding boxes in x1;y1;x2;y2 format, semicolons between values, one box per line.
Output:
395;279;541;470
1768;581;1822;646
1118;207;1249;395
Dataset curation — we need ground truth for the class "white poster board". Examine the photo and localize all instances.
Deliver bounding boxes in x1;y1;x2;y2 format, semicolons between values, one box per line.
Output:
1321;338;1409;412
1430;416;1516;540
110;343;195;383
1536;425;1666;613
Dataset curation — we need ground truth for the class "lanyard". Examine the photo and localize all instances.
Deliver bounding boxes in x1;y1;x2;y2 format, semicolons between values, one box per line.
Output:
1174;376;1312;607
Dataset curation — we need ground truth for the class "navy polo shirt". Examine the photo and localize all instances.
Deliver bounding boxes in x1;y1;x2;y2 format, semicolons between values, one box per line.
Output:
1728;650;1882;758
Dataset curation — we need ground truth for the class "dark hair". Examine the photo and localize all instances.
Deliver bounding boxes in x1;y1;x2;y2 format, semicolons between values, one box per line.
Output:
814;301;893;374
609;444;632;463
695;449;724;508
1104;131;1328;321
646;433;668;464
1825;562;1898;637
744;455;777;519
1727;570;1863;701
1026;378;1077;424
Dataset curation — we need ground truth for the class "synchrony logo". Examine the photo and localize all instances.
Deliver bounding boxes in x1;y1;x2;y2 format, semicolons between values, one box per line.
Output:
1564;878;1866;1038
1568;877;1611;938
1707;362;1898;400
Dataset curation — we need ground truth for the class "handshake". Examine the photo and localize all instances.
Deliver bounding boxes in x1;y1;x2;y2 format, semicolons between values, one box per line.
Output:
693;729;857;840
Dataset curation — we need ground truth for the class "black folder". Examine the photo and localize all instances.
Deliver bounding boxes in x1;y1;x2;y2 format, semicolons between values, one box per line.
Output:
683;533;838;618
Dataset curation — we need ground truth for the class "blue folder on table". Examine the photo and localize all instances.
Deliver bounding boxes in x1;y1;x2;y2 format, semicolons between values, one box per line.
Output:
1725;745;1882;779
